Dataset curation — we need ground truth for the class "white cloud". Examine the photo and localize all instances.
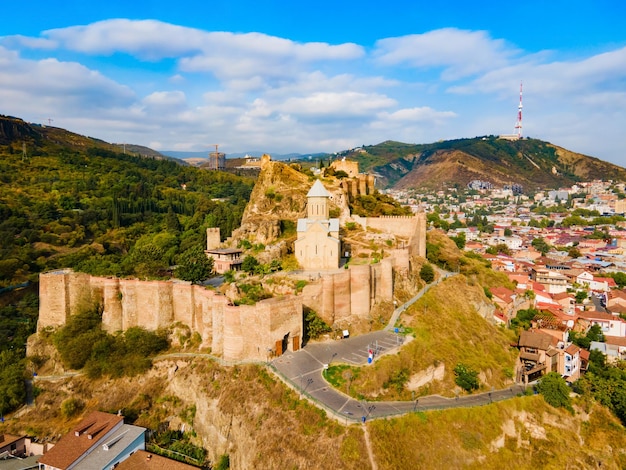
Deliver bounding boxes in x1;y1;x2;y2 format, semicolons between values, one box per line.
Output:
0;46;135;118
381;107;457;123
1;20;625;166
142;90;186;107
373;28;520;80
22;19;364;84
279;92;396;117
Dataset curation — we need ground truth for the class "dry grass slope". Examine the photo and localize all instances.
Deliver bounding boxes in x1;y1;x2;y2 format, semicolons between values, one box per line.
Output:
350;275;517;400
368;396;626;469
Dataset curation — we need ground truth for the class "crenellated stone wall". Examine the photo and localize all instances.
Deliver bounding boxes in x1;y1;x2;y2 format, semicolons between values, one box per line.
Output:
38;256;398;362
38;270;302;362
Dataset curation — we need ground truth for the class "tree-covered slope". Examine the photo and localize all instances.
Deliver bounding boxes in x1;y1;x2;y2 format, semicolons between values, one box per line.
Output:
0;115;254;287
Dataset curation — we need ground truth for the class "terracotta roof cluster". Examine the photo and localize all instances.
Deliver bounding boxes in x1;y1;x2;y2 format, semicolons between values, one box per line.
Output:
37;411;124;469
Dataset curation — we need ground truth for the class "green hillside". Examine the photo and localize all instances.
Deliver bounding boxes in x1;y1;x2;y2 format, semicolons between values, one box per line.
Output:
0;115;254;290
341;137;626;190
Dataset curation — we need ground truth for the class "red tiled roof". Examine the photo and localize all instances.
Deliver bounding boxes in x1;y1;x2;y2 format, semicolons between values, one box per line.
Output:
579;310;618;321
565;343;581;355
518;330;557;350
38;411;124;469
491;286;515;303
604;336;626;347
552;292;573;301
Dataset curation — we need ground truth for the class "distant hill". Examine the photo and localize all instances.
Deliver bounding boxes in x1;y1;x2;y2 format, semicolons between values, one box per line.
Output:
0;115;183;163
339;137;626;191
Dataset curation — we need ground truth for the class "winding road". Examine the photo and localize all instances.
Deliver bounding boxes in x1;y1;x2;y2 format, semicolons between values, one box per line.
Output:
271;270;527;423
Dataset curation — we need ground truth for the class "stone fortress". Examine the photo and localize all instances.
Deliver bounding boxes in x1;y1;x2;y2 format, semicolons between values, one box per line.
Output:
36;158;426;362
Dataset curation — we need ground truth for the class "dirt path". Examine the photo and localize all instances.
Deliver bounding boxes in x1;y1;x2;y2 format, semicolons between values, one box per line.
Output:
362;423;378;470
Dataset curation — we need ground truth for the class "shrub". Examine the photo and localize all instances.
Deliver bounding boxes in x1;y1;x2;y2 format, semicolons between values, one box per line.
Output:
536;372;573;412
61;397;84;419
214;454;230;470
419;263;435;283
454;363;479;392
383;368;409;393
304;308;331;341
241;255;259;274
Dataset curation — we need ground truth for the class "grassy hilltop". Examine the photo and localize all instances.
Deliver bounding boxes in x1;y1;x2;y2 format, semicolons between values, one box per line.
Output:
340;137;626;190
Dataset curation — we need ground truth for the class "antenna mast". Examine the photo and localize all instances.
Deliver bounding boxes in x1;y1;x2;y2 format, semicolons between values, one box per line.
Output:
514;81;523;139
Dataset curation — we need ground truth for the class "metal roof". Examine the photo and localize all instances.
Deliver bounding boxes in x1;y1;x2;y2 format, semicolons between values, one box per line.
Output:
306;180;331;198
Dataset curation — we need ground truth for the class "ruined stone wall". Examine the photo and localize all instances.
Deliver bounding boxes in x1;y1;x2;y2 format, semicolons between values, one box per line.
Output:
353;213;426;258
340;174;375;198
37;271;302;362
330;159;359;178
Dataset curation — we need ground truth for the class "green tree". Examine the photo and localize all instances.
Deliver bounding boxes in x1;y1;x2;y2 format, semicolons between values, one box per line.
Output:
165;207;181;233
126;243;168;278
175;245;213;283
451;232;466;249
575;290;588;304
536;372;573;412
567;246;582;259
607;272;626;289
53;306;107;370
454;363;479;392
419;263;435;283
241;255;260;274
531;237;551;255
0;350;25;414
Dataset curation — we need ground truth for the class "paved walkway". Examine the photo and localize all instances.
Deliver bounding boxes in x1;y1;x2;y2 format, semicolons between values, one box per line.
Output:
271;271;527;423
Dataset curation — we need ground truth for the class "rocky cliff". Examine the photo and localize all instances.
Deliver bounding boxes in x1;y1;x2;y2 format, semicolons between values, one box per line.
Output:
230;159;350;246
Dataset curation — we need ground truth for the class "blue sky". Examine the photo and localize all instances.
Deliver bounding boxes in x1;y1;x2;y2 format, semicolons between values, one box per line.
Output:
2;1;625;166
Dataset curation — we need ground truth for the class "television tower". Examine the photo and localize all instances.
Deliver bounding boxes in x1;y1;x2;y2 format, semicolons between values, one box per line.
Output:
514;81;523;139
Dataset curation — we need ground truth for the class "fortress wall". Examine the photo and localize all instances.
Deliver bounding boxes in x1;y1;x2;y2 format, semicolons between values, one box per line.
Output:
66;271;93;314
387;249;410;273
119;280;139;329
350;265;371;317
131;280;171;330
362;215;418;238
238;302;270;361
358;178;367;195
204;291;227;356
320;275;335;321
234;296;302;361
172;282;195;329
38;270;70;330
378;258;394;301
330;160;359;178
100;277;123;332
222;304;245;361
333;270;352;321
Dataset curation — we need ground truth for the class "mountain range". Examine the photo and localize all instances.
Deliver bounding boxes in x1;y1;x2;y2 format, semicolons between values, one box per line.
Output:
2;115;624;191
